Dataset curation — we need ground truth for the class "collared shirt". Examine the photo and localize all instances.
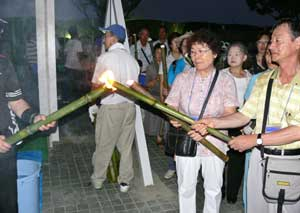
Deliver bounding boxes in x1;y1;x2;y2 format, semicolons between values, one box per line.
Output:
92;43;139;105
165;68;238;156
130;40;153;72
240;68;300;150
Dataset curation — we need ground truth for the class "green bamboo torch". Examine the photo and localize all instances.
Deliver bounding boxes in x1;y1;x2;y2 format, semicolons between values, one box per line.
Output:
184;53;194;67
160;44;168;89
168;115;229;162
110;80;231;142
6;86;108;145
126;80;229;162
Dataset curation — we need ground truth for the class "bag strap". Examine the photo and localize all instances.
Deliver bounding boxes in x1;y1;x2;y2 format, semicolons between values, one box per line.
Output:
198;70;219;120
262;78;274;133
141;48;151;65
260;76;274;158
277;189;285;213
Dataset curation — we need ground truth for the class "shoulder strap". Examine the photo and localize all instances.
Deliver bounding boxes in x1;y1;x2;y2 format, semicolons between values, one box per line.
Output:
141;48;151;65
262;78;274;133
259;75;274;158
198;70;219;120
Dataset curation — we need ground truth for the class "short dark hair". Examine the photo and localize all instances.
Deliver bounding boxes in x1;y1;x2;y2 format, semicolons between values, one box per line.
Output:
190;29;220;55
159;25;167;33
272;18;300;39
256;31;270;41
153;43;166;55
167;32;181;47
153;43;162;51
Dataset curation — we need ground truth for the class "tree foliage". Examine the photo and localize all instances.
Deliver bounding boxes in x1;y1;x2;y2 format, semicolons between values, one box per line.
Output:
246;0;300;21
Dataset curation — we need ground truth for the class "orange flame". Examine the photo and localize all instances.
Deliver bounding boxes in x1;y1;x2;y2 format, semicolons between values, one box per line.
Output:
99;70;116;91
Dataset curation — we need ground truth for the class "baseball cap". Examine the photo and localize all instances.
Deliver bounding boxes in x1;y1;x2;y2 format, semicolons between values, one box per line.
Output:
99;24;126;42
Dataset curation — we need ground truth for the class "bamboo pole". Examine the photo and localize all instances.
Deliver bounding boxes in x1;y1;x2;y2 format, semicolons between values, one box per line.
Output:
121;80;229;161
113;80;231;141
6;86;108;145
160;44;168;89
184;53;194;67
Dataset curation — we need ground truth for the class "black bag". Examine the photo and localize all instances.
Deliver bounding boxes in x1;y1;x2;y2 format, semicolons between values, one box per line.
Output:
173;70;219;157
175;128;198;157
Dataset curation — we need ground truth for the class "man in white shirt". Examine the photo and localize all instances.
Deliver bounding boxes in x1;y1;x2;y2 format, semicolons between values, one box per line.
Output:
130;27;153;73
64;26;83;101
91;24;139;193
153;25;169;53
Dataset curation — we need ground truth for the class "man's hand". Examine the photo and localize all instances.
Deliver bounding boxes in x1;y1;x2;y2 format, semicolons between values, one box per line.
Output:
192;118;216;136
88;104;98;123
228;134;257;152
0;135;11;153
33;115;56;131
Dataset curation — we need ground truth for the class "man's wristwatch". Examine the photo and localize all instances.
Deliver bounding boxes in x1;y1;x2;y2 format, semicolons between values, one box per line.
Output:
256;133;263;145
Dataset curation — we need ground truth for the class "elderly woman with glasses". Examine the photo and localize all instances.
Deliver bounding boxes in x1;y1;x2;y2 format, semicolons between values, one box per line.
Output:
166;29;238;213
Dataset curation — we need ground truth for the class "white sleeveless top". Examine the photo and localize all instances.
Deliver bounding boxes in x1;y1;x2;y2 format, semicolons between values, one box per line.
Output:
221;67;252;108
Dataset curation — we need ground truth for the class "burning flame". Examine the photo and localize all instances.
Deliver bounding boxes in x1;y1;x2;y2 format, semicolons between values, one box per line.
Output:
99;70;116;91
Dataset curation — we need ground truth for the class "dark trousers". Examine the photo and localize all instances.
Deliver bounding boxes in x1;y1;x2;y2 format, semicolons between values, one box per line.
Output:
0;146;18;213
224;128;245;202
226;149;245;201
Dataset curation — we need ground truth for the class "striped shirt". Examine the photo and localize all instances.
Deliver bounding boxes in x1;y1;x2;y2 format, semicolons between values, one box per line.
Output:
0;55;22;133
240;68;300;150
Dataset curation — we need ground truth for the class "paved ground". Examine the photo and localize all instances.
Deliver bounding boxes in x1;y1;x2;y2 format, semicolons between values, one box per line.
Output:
42;108;244;213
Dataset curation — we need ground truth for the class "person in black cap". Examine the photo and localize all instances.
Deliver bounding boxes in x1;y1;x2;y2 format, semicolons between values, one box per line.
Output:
0;18;55;213
90;24;139;193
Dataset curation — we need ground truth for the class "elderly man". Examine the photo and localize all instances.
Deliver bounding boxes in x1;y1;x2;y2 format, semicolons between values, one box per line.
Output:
91;24;139;192
0;18;55;213
130;27;153;73
191;19;300;212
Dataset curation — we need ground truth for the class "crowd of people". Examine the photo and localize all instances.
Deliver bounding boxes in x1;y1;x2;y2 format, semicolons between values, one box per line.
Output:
1;16;300;213
126;19;300;213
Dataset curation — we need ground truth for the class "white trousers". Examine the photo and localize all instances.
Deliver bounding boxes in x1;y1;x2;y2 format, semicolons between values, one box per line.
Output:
176;155;225;213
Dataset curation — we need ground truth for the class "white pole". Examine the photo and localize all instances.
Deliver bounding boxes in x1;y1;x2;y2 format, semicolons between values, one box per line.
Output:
36;0;59;147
